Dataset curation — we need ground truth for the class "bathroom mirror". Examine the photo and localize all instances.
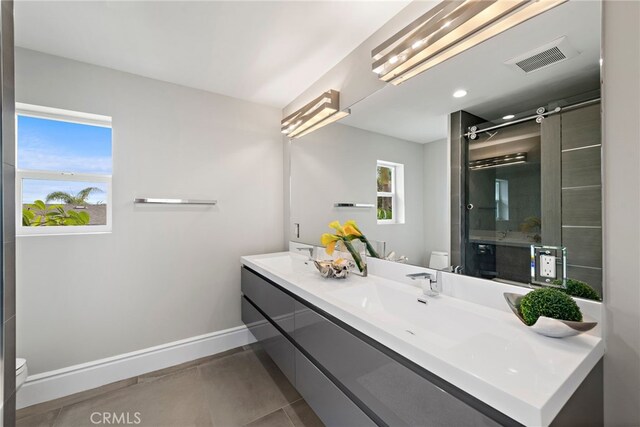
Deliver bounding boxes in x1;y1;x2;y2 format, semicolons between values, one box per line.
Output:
290;0;602;294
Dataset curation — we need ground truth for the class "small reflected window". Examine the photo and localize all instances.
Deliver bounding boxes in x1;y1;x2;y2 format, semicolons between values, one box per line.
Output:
495;179;509;221
377;161;405;224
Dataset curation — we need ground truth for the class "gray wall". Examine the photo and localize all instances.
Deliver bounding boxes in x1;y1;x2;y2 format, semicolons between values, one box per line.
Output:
291;123;427;265
15;48;285;374
602;1;640;425
1;0;16;423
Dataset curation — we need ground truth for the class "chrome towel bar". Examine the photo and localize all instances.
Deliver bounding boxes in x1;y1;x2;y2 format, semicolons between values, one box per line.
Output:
134;198;217;205
334;203;374;208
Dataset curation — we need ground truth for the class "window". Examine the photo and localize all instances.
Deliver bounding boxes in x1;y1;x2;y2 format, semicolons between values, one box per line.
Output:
16;104;113;235
495;179;509;221
376;160;405;224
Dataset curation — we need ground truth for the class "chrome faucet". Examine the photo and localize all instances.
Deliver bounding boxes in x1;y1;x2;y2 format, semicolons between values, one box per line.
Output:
296;247;314;262
406;271;441;297
452;265;464;274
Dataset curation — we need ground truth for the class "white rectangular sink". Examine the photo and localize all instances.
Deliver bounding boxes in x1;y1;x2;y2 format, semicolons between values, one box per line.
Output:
327;280;482;342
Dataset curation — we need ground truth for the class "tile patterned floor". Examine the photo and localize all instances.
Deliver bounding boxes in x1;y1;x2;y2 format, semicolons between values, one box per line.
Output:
16;345;325;427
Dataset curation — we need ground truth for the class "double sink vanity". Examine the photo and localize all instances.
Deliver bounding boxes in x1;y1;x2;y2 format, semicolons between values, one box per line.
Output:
241;250;604;427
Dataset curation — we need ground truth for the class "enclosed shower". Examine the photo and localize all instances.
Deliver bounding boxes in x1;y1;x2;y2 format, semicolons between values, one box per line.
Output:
450;94;603;291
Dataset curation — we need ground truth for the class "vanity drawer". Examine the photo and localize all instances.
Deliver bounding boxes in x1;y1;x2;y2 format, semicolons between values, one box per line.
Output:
296;349;375;427
241;267;295;335
294;302;501;427
241;297;295;385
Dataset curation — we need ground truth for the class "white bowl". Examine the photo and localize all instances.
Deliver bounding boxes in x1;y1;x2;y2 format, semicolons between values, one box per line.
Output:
503;293;597;338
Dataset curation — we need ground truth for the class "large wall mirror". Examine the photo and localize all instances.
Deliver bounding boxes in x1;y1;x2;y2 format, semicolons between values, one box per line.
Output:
290;0;602;295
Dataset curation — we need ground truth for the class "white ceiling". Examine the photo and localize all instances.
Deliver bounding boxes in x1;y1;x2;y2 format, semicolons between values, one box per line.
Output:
340;0;601;144
15;0;410;108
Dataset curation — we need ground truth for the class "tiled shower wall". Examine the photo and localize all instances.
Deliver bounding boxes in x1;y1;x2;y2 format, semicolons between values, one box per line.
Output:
1;0;15;425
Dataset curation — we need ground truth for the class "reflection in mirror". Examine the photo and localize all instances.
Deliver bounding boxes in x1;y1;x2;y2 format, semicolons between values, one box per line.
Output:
289;0;602;296
466;120;543;284
290;120;434;266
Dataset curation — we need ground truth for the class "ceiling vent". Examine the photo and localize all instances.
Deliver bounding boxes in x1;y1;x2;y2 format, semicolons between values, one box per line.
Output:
505;36;579;74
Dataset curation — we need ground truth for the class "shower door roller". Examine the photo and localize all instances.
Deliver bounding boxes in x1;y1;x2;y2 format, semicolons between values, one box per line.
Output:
466;203;474;210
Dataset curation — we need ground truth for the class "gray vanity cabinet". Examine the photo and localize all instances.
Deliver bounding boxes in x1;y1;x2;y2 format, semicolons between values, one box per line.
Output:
241;268;371;426
295;302;500;427
295;348;376;427
241;297;295;384
241;267;513;427
241;267;295;335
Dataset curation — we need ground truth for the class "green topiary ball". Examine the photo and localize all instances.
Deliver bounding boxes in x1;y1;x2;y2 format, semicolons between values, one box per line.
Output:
519;288;583;326
552;278;601;301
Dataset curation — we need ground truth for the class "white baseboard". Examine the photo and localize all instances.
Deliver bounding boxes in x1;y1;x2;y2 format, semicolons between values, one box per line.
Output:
17;325;256;410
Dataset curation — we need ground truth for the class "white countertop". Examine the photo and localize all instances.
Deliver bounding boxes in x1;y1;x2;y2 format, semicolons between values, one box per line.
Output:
241;252;604;427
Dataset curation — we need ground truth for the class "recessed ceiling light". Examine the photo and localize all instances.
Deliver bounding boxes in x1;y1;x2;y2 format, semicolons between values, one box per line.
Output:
502;114;515;120
453;89;467;98
389;55;399;64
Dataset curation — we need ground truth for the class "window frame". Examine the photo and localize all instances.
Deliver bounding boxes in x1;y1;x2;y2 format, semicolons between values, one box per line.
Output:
15;103;113;236
376;160;405;225
376;162;396;224
495;178;509;221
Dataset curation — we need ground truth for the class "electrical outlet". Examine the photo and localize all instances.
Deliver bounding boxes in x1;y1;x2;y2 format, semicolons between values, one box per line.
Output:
530;245;566;286
540;254;556;278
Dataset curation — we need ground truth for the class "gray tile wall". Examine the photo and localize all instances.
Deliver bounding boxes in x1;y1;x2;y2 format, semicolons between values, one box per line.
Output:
541;115;562;246
1;1;15;425
560;104;603;293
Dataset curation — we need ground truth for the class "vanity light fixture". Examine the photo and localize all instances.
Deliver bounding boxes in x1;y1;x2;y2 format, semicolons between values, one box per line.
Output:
293;109;351;138
281;90;350;139
371;0;567;85
469;152;527;170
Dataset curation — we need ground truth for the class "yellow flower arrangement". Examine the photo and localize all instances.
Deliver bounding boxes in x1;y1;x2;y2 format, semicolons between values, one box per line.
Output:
320;220;380;273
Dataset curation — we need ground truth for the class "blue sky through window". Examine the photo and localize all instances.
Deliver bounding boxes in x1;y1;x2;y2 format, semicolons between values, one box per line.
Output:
18;115;112;174
22;180;107;205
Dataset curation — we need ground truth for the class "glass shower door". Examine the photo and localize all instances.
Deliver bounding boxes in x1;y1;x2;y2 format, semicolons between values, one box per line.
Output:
465;121;542;283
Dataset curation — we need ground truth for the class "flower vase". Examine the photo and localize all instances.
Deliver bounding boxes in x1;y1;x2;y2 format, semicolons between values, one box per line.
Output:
337;239;367;277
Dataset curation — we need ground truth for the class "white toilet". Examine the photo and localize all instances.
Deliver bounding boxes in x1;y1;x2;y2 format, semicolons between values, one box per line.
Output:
429;251;449;270
16;358;27;391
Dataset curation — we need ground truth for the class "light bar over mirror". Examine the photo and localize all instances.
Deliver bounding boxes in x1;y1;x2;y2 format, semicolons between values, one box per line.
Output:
468;152;527;170
372;0;567;85
281;89;351;139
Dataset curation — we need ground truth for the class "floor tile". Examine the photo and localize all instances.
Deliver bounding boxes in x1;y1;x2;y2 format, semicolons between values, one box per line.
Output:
198;348;300;426
137;347;244;383
17;377;137;420
283;400;325;427
53;368;212;427
244;409;293;427
16;408;60;427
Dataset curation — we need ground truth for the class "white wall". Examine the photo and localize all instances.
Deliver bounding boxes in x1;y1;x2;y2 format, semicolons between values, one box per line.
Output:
602;1;640;425
423;139;449;261
283;1;439;117
290;123;428;265
15;48;284;374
